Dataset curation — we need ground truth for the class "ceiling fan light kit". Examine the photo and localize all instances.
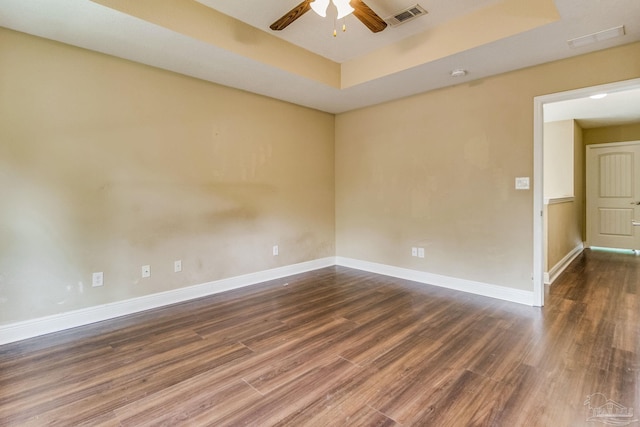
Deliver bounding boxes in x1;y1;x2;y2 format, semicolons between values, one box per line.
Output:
310;0;354;20
270;0;387;33
335;0;355;20
310;0;329;17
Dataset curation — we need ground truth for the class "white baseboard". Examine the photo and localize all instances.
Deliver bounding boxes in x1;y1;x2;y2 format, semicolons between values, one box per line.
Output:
0;257;336;345
1;256;540;345
335;257;535;306
544;243;584;285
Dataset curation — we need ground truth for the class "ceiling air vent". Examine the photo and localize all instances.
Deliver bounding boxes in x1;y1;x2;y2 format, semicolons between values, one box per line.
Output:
385;4;427;27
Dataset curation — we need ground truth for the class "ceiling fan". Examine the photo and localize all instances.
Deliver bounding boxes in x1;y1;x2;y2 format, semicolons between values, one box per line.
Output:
270;0;388;33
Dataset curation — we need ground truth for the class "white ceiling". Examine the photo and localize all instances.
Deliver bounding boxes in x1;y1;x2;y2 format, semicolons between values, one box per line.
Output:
545;88;640;128
196;0;500;63
1;0;639;120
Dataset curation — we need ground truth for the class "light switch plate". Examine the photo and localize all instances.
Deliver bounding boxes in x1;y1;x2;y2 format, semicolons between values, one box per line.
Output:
515;177;530;190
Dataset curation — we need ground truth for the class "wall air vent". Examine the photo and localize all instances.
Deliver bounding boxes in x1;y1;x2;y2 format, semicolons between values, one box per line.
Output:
385;4;427;27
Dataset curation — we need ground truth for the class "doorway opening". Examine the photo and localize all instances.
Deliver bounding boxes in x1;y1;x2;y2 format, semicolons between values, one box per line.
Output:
533;78;640;306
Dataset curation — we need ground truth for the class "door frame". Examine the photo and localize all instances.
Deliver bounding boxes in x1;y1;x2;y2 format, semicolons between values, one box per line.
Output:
533;77;640;307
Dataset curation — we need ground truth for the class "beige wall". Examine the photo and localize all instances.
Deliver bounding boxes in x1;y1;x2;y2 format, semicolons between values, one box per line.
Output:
583;122;640;145
0;28;335;324
336;42;640;291
1;27;640;326
544;120;575;199
546;202;581;269
544;121;584;272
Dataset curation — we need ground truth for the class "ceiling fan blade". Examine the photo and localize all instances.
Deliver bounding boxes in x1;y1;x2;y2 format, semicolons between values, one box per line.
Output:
350;0;387;33
270;0;312;31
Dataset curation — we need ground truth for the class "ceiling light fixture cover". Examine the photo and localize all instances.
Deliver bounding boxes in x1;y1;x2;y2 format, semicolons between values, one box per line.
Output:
589;93;608;99
311;0;355;19
310;0;330;17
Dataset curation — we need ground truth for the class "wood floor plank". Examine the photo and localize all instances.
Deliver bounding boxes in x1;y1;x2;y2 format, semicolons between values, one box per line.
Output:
215;356;362;426
271;367;398;427
2;340;254;425
116;378;262;427
1;249;639;426
242;318;358;394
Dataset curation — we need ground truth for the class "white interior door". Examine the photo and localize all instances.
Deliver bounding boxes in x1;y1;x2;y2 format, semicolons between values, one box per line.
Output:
586;141;640;250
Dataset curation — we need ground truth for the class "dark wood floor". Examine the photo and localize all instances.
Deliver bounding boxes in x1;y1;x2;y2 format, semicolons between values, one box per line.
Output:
1;249;638;426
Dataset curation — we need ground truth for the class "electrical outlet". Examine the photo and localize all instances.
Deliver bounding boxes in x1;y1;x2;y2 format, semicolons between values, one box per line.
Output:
418;248;425;258
142;265;151;278
273;245;279;256
174;260;182;273
92;272;104;287
411;247;418;257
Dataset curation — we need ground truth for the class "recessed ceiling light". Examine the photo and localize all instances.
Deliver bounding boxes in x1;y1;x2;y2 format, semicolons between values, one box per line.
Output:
589;93;607;99
450;69;467;78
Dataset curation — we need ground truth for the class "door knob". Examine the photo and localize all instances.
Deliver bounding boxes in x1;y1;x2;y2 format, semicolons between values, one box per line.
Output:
630;201;640;205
